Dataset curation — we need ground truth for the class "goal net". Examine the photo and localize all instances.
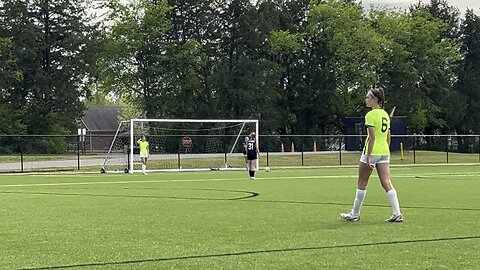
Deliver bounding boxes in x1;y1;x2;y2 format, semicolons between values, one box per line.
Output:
101;119;259;173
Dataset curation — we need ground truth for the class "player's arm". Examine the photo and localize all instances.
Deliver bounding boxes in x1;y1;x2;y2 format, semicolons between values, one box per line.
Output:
387;128;391;146
366;126;375;157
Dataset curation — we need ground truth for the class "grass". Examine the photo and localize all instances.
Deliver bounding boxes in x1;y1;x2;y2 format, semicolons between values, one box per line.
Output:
1;165;480;269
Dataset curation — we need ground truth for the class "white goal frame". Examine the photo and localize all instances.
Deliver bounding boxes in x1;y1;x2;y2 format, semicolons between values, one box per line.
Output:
103;118;259;173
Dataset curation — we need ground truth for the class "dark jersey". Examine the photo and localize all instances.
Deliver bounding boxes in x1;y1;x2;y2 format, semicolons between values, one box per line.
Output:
246;139;257;160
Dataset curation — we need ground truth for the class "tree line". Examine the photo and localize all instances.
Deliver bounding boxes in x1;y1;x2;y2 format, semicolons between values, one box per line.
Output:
1;0;480;138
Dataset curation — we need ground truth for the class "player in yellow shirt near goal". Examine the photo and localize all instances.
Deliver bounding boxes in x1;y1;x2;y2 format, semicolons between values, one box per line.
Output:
137;135;149;175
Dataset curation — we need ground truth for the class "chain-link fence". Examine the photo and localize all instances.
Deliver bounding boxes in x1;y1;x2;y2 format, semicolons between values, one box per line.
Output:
0;134;479;173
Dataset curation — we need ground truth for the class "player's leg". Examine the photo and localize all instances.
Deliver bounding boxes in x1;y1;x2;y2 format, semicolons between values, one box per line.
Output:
141;157;147;174
248;159;256;179
376;162;402;222
353;162;373;215
341;161;373;221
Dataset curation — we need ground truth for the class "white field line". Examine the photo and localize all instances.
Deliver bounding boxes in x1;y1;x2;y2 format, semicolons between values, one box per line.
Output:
0;171;479;188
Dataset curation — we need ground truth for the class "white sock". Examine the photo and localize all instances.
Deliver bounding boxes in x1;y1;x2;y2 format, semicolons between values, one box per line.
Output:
352;189;366;216
142;164;146;172
387;189;401;216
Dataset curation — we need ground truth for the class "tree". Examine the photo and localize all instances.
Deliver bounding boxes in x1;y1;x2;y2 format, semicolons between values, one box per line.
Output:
296;0;385;134
0;37;25;135
100;0;172;118
162;0;223;118
371;8;462;133
212;0;285;133
456;10;480;134
0;0;100;135
410;0;461;39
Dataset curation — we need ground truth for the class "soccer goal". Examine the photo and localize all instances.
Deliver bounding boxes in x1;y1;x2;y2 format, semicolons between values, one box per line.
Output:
101;119;259;173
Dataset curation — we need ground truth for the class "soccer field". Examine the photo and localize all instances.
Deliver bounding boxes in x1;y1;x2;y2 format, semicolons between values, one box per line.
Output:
1;165;480;269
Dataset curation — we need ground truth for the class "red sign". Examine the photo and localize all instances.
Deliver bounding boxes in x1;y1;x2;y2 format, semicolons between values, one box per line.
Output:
182;136;192;148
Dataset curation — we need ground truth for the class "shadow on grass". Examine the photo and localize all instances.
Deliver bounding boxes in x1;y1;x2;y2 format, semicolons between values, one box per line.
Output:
1;188;480;212
20;235;480;270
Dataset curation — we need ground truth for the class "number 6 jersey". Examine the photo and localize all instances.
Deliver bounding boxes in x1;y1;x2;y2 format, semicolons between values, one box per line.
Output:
363;108;390;156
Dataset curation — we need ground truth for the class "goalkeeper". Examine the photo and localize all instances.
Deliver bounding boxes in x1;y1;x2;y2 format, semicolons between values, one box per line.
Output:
137;135;149;175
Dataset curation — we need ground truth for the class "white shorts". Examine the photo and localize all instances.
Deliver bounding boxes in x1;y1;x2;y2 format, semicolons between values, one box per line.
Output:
360;155;389;166
140;153;148;158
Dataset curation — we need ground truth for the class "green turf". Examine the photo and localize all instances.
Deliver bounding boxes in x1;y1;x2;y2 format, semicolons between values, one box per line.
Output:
1;165;479;269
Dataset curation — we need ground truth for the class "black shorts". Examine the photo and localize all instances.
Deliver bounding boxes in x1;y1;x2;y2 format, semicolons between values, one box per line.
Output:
247;153;257;160
242;148;247;155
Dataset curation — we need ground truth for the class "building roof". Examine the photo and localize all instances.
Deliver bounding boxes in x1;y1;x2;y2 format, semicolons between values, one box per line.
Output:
81;106;122;132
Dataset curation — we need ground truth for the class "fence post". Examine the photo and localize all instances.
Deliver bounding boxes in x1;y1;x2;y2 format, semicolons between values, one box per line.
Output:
413;135;416;164
446;136;449;163
77;135;80;170
301;143;304;166
223;135;227;165
20;143;24;173
339;135;342;165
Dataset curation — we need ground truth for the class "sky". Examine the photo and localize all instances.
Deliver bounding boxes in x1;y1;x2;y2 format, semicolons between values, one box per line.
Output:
89;0;480;20
361;0;480;15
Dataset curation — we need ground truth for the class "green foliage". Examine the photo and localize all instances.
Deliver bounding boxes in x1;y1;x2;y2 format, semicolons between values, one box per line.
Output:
456;10;480;133
24;136;70;154
0;0;100;135
268;30;302;55
0;37;22;87
0;37;26;135
1;0;479;136
100;0;172;118
309;0;385;88
370;7;462;134
0;103;26;135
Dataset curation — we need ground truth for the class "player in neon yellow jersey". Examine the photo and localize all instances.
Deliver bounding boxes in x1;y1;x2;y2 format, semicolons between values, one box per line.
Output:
341;87;403;222
137;135;149;175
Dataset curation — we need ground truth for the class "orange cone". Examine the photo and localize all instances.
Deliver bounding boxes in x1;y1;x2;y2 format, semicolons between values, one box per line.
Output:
281;143;284;153
291;142;295;152
313;141;317;152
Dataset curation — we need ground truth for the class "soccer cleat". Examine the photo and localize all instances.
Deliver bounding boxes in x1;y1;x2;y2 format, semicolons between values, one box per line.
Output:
385;214;403;222
250;177;256;180
340;212;360;222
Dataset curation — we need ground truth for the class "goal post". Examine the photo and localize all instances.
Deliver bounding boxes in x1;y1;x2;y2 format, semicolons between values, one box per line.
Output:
102;119;259;173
